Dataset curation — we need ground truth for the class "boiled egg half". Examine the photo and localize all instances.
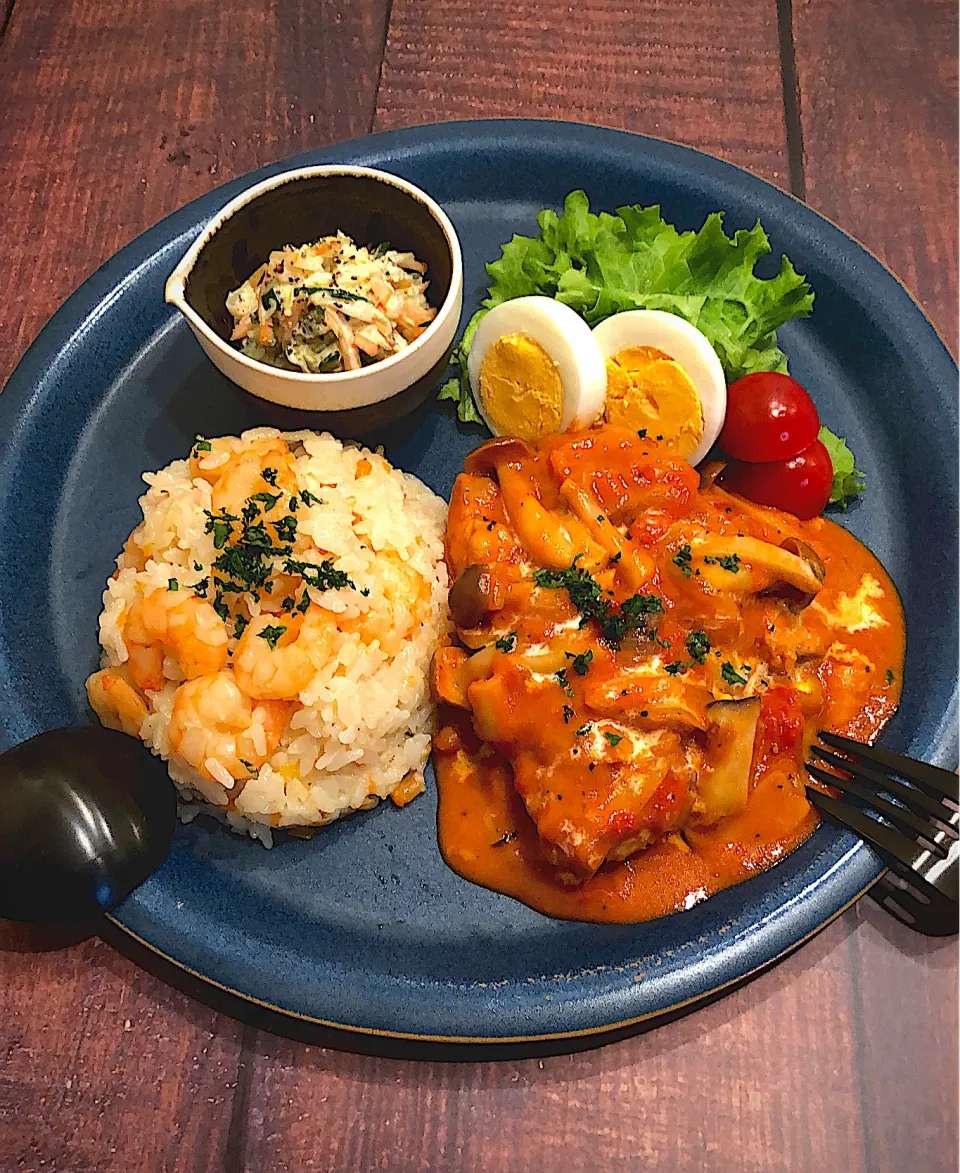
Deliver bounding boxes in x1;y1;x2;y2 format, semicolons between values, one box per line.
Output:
467;296;607;444
592;310;727;466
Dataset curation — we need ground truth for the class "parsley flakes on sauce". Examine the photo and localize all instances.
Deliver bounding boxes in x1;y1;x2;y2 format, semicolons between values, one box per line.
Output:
720;661;750;687
534;559;666;648
672;544;693;578
686;630;711;664
704;553;741;573
566;649;594;676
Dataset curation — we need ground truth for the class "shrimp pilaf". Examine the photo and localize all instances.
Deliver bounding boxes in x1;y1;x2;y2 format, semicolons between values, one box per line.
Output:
86;428;447;843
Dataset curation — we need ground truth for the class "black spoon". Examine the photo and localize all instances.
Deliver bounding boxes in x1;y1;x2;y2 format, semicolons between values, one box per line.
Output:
0;726;176;923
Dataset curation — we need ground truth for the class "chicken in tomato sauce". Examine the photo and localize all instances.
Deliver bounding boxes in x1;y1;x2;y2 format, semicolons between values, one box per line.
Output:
431;424;904;922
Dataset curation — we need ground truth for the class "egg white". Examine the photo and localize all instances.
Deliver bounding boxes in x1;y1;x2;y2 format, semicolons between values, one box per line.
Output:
467;297;607;435
591;310;727;466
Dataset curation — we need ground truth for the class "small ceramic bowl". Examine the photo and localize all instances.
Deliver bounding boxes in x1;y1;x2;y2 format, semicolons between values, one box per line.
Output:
165;165;463;433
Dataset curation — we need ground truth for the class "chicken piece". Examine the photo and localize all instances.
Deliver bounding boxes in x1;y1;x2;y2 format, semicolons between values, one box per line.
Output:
512;733;694;880
466;661;695;880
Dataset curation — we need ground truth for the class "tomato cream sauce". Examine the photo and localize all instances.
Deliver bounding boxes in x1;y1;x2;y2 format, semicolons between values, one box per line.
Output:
433;428;905;923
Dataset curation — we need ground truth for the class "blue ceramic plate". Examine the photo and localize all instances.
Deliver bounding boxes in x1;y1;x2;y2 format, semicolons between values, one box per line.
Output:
0;122;956;1043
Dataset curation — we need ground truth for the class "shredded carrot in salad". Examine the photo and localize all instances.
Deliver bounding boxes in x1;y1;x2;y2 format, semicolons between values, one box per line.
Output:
225;232;437;374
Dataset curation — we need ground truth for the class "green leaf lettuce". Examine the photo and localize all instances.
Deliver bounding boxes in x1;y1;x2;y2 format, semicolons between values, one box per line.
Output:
819;425;866;508
439;190;815;422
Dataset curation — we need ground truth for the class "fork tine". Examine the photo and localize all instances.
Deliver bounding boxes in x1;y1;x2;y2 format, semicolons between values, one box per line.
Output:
805;787;928;870
870;872;960;938
818;730;959;802
809;745;958;832
806;762;950;858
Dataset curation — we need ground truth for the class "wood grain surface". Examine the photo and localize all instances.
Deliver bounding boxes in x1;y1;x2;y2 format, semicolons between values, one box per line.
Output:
0;1;956;1171
793;0;958;348
373;0;790;182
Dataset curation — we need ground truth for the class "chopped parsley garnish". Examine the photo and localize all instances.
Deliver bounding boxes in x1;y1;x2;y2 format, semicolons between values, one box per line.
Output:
248;490;282;512
555;668;575;698
212;594;230;622
570;649;594;676
604;731;624;747
167;578;179;591
534;560;665;648
284;557;355;593
704;553;741;573
720;661;749;686
192;577;209;597
261;288;280;312
495;631;518;653
192;436;212;455
300;489;323;506
576;724;591;736
232;614;248;638
672;544;693;578
885;668;895;685
281;596;296;613
262;467;279;487
213;544;276;591
637;429;647;439
534;561;605;618
273;515;298;544
204;509;238;550
609;551;622;564
664;662;688;676
295;593;311;615
241;522;274;549
686;630;711;664
257;623;287;651
562;704;575;723
621;593;664;624
239;759;258;775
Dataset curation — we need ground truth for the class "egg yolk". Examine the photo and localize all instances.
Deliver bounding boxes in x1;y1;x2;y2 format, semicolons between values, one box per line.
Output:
478;334;564;443
604;346;704;458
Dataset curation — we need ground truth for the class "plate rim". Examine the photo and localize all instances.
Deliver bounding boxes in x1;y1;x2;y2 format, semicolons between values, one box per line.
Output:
1;118;956;1043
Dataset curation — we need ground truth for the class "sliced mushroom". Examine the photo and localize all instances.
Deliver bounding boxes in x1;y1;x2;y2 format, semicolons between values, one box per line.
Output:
694;533;824;598
692;696;762;825
759;538;827;613
516;646;573;674
559;478;654;588
463;436;532;476
448;564;506;629
497;463;583;569
584;675;711;732
698;459;726;489
431;643;500;709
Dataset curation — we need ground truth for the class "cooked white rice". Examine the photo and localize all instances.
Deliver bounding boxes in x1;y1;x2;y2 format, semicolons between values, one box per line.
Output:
92;427;448;845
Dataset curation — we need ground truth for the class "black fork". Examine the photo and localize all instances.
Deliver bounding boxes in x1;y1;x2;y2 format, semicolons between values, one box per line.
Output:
805;731;959;937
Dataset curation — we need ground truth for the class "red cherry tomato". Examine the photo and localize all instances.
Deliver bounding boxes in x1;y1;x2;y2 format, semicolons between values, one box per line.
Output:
719;372;821;462
718;440;833;519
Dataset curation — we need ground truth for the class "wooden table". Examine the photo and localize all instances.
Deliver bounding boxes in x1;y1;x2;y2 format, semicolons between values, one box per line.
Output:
1;1;956;1169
